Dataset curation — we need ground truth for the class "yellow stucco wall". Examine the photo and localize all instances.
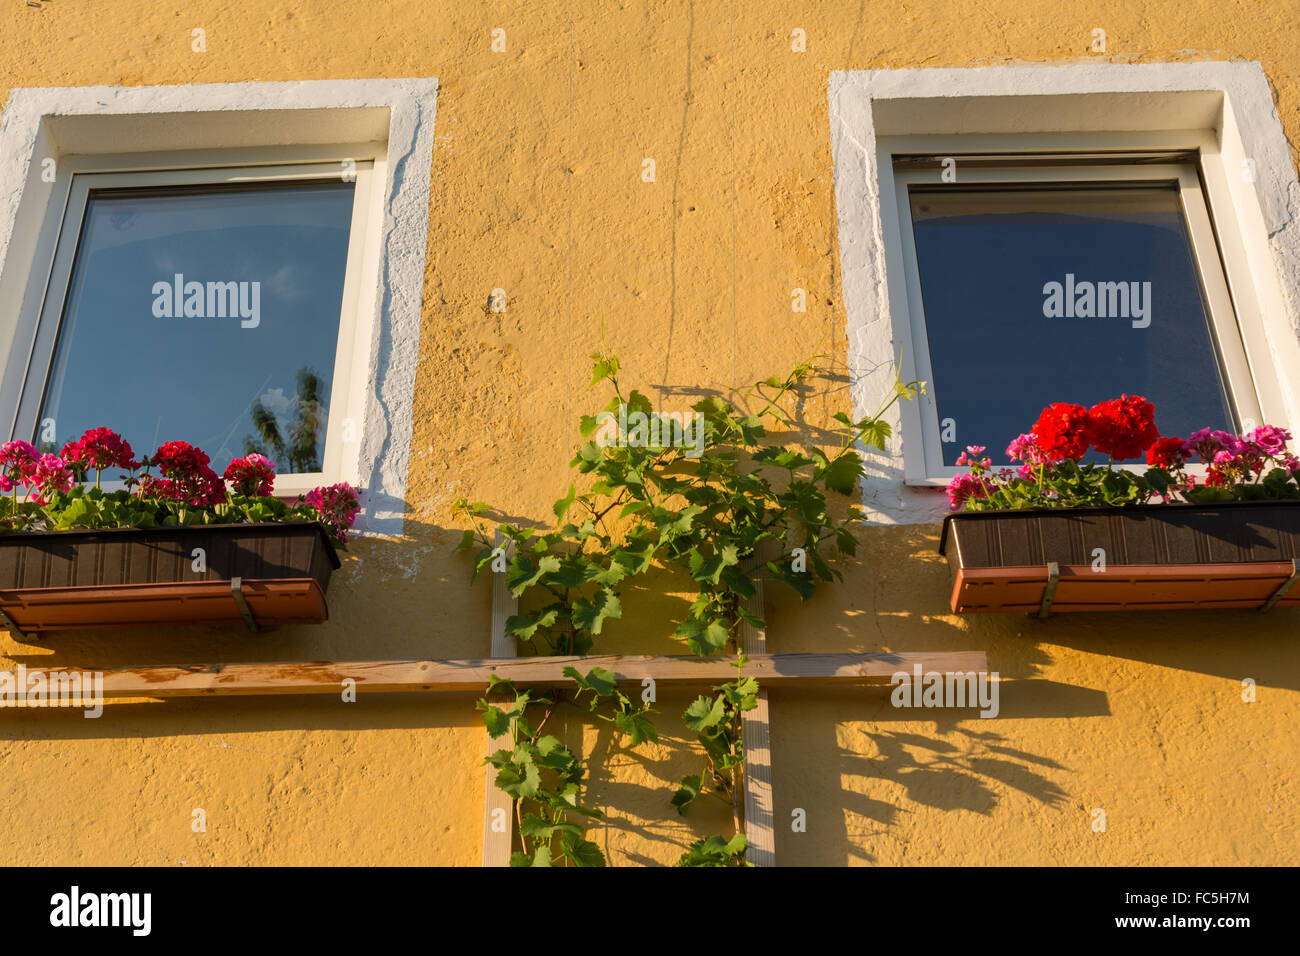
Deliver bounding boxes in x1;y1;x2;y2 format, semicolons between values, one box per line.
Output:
1;0;1297;865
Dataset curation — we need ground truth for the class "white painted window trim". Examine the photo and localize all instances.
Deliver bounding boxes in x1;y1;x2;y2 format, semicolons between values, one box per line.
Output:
0;78;440;535
11;154;379;500
887;150;1261;484
830;63;1300;525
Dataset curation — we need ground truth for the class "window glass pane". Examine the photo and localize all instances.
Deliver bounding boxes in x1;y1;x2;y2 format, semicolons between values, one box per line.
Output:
909;182;1239;465
37;180;355;475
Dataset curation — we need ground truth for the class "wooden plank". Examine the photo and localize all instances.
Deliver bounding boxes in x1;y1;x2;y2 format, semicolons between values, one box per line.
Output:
3;651;988;700
483;531;517;867
738;578;775;866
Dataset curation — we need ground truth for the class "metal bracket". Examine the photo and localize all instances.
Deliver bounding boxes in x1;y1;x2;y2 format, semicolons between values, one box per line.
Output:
0;605;27;641
230;577;259;632
1260;559;1300;613
1037;561;1061;619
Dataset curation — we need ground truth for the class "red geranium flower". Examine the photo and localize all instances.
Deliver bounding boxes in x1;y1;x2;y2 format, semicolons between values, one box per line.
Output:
61;427;136;472
1031;403;1094;461
223;454;276;497
145;441;226;506
1089;395;1159;461
1146;435;1185;469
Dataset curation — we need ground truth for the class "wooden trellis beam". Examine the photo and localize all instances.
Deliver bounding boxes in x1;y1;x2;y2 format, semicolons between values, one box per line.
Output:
0;650;982;702
0;651;987;700
739;580;775;866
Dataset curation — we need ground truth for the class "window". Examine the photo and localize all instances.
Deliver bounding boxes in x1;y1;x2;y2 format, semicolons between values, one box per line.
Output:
0;81;439;533
7;155;375;493
892;155;1259;476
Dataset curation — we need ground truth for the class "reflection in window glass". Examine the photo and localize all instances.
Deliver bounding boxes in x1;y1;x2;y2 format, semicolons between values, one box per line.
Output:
38;181;355;475
908;184;1238;465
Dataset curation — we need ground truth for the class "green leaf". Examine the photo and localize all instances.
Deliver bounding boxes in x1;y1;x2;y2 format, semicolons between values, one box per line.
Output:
676;833;749;867
683;694;726;732
553;483;577;522
566;664;618;698
817;451;864;494
506;554;561;596
688;543;740;585
534;735;563;758
519;813;553;839
675;617;730;656
613;537;657;576
859;419;891;451
589;352;620;386
511;845;553;867
563;835;606;867
571;590;622;635
671;774;703;814
614;709;659;746
753;448;814;470
478;702;511;738
505;608;560;640
494;753;542;799
653;504;704;539
618;499;649;518
584;561;629;587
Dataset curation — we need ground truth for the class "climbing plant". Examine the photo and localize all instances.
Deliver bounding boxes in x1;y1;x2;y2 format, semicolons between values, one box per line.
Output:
455;352;919;866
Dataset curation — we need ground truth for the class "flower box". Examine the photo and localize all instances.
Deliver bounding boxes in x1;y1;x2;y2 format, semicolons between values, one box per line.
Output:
0;522;340;639
939;501;1300;614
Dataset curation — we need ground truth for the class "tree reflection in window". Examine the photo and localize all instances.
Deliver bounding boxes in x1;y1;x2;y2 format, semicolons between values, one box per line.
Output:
243;366;326;474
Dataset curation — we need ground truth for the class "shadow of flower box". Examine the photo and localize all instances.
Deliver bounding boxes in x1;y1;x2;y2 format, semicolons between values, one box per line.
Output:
0;522;340;640
938;500;1300;614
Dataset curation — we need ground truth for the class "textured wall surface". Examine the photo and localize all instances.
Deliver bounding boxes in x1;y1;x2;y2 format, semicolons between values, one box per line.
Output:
0;0;1297;866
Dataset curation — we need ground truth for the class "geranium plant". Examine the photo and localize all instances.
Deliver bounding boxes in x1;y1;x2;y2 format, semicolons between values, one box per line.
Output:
0;427;360;547
948;394;1300;512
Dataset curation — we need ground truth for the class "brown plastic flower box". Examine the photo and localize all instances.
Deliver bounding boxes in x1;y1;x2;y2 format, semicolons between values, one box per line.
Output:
0;522;340;639
938;501;1300;614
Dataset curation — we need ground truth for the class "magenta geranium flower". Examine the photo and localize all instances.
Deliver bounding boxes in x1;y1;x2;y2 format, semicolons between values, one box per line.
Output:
1246;424;1292;457
305;482;360;542
0;440;38;493
32;453;73;496
1006;432;1051;466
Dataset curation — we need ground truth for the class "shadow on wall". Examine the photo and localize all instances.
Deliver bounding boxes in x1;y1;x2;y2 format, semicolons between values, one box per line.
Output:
571;690;738;867
770;520;1300;865
769;683;1100;865
0;690;483;743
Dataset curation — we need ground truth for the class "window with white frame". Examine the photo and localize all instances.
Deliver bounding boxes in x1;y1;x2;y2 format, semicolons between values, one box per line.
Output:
887;146;1266;480
4;150;377;493
0;82;438;532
